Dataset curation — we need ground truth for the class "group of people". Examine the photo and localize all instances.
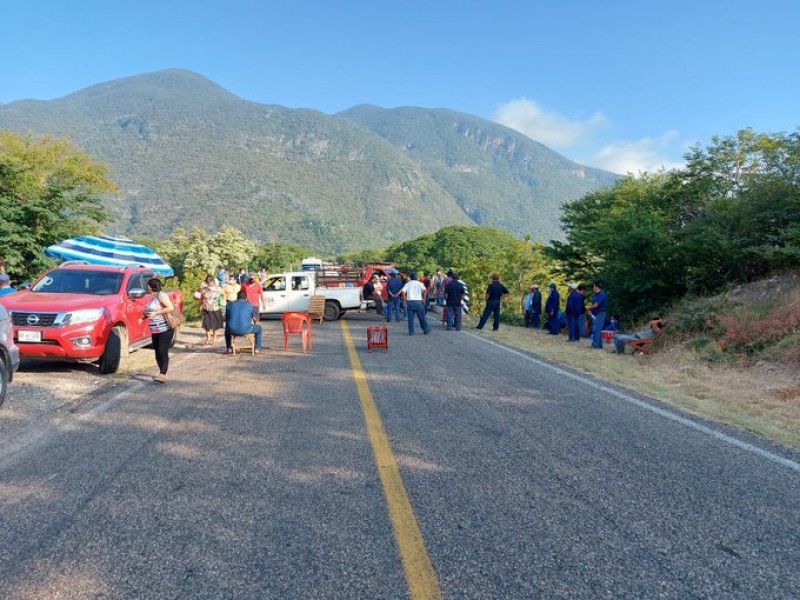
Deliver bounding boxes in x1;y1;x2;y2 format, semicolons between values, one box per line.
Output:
197;267;265;352
521;280;609;348
522;280;667;354
364;269;469;335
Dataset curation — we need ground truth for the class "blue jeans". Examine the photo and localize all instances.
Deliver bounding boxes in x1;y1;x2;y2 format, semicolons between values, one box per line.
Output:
578;314;587;337
445;305;462;330
547;312;560;334
591;312;605;348
532;312;541;328
406;300;429;334
477;300;501;330
567;314;581;341
386;295;402;321
225;323;263;350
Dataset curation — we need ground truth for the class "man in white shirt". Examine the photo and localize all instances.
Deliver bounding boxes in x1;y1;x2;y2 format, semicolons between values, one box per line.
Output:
401;272;430;335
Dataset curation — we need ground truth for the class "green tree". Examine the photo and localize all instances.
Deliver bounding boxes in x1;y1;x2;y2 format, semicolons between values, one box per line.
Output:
0;131;116;278
253;242;312;273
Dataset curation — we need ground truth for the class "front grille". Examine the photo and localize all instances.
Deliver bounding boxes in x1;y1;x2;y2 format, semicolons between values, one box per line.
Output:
11;312;58;327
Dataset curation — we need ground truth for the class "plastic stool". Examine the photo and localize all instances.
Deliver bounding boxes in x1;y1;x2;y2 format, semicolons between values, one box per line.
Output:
367;326;388;352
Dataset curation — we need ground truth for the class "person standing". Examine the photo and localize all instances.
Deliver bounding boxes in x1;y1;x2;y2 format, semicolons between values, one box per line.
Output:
565;282;584;342
223;275;241;303
401;272;430;335
577;284;588;337
475;273;509;331
141;277;175;383
587;280;607;348
444;272;465;331
225;290;263;354
523;285;541;328
385;271;404;322
198;275;224;346
241;275;262;313
545;282;561;335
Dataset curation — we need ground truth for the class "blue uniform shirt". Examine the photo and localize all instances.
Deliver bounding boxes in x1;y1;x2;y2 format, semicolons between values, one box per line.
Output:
591;289;606;315
226;299;257;334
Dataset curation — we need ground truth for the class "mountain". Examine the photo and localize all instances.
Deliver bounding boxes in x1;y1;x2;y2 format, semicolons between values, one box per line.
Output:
0;69;617;253
337;104;618;240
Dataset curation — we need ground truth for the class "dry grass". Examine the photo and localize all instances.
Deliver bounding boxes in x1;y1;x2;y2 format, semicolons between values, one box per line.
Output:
467;318;800;450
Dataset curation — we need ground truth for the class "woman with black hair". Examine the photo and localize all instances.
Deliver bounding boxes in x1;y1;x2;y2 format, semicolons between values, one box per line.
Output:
141;277;175;383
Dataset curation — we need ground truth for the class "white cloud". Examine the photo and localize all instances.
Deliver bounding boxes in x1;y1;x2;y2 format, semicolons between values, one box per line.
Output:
494;98;607;148
589;132;685;174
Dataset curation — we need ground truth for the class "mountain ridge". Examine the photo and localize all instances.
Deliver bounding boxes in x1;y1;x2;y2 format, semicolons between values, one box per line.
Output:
0;69;618;252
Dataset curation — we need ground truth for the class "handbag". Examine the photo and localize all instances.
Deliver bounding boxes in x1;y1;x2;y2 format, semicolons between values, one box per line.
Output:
164;307;186;329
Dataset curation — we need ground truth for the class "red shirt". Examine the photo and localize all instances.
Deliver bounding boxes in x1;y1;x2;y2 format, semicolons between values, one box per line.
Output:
241;280;262;310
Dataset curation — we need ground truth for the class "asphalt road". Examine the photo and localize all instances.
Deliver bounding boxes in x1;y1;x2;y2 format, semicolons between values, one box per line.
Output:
1;314;799;599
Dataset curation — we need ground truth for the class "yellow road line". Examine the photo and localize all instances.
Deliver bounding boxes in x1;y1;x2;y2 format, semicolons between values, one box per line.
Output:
341;321;442;600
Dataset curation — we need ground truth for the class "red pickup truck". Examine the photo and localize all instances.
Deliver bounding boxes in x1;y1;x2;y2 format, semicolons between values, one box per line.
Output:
0;263;183;374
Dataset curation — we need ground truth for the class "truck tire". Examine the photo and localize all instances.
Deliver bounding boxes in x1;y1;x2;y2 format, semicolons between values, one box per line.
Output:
324;301;341;321
98;326;123;374
0;356;7;408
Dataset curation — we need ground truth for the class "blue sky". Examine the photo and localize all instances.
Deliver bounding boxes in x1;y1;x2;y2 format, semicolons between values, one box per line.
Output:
1;0;798;173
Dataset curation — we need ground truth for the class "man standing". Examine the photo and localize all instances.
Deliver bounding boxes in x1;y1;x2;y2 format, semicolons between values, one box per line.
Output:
523;285;542;328
444;272;465;331
475;273;509;331
545;282;561;335
401;272;430;335
587;280;607;348
241;275;262;313
225;290;263;354
565;282;583;342
385;271;403;322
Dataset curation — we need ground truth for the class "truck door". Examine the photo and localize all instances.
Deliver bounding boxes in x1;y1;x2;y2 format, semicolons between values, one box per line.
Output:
287;274;312;311
126;272;153;342
261;275;290;314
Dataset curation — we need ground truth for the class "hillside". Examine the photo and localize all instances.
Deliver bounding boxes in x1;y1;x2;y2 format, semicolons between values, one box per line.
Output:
0;69;617;252
338;104;618;240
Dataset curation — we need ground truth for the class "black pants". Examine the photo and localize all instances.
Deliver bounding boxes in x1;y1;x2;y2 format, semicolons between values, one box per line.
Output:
151;329;172;375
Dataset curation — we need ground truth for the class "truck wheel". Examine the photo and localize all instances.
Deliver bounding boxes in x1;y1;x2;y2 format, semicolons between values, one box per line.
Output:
324;301;340;321
99;326;123;374
0;357;7;408
337;310;347;320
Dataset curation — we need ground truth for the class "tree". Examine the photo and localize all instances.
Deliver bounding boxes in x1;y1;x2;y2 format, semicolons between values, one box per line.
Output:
0;131;116;278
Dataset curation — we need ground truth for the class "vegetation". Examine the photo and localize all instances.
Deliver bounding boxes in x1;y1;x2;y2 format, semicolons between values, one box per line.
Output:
551;128;800;323
0;131;116;280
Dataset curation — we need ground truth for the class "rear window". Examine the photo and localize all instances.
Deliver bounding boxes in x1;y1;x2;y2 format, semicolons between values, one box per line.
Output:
32;270;124;295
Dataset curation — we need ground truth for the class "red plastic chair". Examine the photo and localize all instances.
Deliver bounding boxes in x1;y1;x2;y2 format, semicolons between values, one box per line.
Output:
281;311;312;353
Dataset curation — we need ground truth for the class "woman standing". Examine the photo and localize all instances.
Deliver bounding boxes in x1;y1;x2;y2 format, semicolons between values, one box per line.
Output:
142;277;174;383
198;275;224;345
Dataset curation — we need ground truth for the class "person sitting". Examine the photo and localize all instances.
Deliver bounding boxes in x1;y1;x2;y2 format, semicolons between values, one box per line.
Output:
225;290;263;354
613;318;666;354
0;273;17;295
603;314;621;332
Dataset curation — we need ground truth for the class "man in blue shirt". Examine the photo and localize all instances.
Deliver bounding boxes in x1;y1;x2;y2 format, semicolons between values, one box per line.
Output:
545;282;561;335
475;273;509;331
225;290;262;353
587;280;607;349
385;272;404;322
565;282;584;342
0;273;16;296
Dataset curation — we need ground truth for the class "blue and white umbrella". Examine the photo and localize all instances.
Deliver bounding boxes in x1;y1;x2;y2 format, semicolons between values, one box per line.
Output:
45;235;174;277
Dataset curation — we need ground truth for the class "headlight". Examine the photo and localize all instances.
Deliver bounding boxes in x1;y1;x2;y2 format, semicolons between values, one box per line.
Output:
63;308;105;325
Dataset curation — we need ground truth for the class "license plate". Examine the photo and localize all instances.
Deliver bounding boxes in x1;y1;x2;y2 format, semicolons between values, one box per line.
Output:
18;330;42;343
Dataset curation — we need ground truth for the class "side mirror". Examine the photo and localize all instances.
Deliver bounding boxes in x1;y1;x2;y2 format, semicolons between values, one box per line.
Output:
128;288;147;300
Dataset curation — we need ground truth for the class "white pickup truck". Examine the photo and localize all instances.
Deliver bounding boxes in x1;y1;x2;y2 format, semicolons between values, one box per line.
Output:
259;271;364;320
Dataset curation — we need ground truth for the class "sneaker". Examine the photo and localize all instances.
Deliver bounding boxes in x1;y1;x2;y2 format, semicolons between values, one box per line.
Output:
424;329;431;335
153;373;167;383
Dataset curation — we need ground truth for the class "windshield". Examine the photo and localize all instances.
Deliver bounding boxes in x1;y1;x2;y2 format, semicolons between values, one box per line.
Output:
263;276;286;291
32;270;124;295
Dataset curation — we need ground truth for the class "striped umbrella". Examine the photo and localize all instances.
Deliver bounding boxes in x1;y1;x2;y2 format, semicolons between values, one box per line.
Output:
45;235;174;277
